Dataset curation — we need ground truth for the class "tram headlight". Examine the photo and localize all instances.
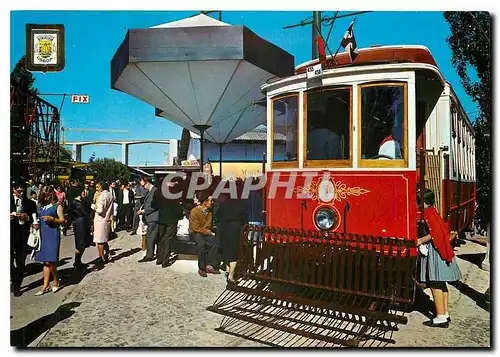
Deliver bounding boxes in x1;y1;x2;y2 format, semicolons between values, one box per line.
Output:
314;207;337;231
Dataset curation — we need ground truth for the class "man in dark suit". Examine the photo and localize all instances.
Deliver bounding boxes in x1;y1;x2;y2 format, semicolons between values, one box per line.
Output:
137;176;159;262
87;181;96;233
155;178;183;268
10;181;37;297
117;183;134;231
64;179;81;235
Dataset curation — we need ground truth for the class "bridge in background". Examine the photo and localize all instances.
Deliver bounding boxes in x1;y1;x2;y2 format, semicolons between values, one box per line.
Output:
66;139;177;166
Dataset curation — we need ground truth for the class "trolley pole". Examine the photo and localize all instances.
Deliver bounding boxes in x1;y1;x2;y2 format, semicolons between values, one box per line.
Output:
312;11;322;59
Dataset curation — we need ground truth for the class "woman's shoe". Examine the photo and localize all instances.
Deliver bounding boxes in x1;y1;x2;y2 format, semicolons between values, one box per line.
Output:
423;320;449;328
35;287;51;296
52;281;62;293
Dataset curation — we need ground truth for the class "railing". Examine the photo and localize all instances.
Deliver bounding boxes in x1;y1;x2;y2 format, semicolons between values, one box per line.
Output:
236;225;417;304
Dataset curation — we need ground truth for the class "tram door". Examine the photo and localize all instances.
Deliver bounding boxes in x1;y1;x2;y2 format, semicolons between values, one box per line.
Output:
416;100;442;214
416;101;426;174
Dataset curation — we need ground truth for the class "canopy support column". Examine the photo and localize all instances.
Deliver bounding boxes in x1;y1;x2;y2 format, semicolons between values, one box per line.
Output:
218;143;225;177
194;124;211;172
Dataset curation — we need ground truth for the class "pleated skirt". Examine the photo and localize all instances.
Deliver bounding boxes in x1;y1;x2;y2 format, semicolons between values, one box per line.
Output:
419;243;462;282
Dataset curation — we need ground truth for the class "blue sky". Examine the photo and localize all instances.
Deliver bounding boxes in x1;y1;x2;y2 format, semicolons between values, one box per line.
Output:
10;10;479;165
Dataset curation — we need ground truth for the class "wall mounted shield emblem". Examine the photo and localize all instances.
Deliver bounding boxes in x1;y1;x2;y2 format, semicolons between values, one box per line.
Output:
26;24;65;72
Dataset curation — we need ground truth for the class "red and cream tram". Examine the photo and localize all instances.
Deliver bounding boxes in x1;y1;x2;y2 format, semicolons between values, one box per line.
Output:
263;45;476;240
209;45;476;346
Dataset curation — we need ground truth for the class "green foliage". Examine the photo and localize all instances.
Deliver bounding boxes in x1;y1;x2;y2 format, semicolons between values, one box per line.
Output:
87;158;131;185
11;56;38;157
444;11;491;224
11;56;38;95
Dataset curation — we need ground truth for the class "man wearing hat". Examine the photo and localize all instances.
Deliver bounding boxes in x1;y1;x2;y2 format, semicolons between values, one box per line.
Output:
10;181;37;296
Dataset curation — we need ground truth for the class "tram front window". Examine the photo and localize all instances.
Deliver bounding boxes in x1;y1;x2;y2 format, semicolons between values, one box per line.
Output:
306;88;350;161
361;84;405;160
272;95;298;162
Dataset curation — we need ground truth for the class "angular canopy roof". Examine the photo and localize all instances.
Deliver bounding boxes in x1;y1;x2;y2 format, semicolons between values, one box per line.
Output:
111;14;295;142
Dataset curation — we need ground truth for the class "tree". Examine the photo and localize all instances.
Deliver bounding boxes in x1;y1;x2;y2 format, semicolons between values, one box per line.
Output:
87;158;131;185
11;56;39;179
11;56;38;95
444;12;491;227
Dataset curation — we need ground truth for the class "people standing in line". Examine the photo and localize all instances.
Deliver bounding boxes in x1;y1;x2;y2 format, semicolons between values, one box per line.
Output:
155;178;183;268
118;182;134;232
109;181;117;201
109;181;118;233
91;182;102;212
216;187;248;284
26;178;39;199
92;182;115;265
63;180;80;236
34;189;65;295
54;185;66;206
417;189;462;328
83;182;90;200
137;205;148;259
87;181;96;235
189;192;219;277
10;182;37;297
131;181;146;236
37;183;44;198
69;186;91;270
30;191;39;209
137;176;159;263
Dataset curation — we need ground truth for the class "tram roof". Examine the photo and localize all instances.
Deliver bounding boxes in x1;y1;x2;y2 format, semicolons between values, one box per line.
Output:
294;45;438;73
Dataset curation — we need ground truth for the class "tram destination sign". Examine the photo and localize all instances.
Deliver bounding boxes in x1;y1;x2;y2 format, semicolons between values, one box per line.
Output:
71;95;90;104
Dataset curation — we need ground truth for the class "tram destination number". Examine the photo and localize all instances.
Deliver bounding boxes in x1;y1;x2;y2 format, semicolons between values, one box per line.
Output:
306;64;323;79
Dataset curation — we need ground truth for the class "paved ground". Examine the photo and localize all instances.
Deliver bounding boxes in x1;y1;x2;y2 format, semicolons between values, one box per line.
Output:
11;231;490;348
391;238;491;347
10;227;103;347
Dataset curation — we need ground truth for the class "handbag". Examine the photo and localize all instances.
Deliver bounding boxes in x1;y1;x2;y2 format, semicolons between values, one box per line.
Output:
28;227;41;251
137;214;148;235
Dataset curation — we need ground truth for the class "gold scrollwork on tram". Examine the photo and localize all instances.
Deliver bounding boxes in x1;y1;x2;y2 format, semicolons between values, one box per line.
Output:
294;177;370;205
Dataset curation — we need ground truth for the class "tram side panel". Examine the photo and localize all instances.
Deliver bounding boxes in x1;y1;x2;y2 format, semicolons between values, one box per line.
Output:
443;180;476;234
265;170;418;241
438;89;476;235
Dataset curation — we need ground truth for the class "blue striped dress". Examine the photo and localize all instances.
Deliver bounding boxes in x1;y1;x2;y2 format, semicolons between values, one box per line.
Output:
419;242;462;282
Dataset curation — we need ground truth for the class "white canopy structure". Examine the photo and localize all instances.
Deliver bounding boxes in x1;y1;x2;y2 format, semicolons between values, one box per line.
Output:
111;14;295;165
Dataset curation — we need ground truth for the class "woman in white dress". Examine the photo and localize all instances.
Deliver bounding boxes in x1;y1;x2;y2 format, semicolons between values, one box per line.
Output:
92;182;114;264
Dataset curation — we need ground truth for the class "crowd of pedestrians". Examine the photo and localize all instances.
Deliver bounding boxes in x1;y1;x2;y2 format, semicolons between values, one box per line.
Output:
11;174;250;298
11;173;471;333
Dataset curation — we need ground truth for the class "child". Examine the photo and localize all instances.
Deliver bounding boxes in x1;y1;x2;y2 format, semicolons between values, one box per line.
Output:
417;189;462;328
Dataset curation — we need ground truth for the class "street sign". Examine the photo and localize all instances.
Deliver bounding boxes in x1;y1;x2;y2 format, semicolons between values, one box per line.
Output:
71;95;90;103
306;63;323;79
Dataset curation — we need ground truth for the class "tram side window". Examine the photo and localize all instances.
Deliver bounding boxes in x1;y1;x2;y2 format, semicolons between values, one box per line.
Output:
361;85;405;160
306;88;350;161
272;95;298;162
